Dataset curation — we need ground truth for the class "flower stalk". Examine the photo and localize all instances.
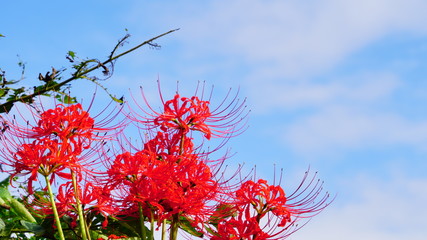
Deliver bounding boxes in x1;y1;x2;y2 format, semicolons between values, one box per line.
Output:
44;175;65;240
71;171;89;240
139;202;147;240
169;214;179;240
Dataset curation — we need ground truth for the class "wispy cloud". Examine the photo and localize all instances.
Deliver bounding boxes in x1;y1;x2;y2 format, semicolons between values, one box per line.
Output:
168;0;427;76
282;104;427;156
293;173;427;240
139;0;427;156
247;71;400;113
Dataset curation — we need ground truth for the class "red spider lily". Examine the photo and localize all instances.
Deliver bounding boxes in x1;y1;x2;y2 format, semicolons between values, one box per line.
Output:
129;83;248;142
1;102;124;150
235;179;291;226
0;102;124;192
210;212;270;240
7;138;76;194
153;94;212;138
32;104;95;140
32;182;75;219
126;85;249;170
2;130;88;194
207;173;331;240
33;181;117;229
18;103;119;153
58;181;117;228
142;131;194;157
97;234;128;240
104;86;250;235
107;149;220;227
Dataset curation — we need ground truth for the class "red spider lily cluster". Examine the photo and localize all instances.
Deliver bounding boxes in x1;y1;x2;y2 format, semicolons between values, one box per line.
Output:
0;86;331;240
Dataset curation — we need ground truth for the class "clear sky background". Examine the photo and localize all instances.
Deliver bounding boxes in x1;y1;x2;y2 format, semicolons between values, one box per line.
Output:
1;1;427;239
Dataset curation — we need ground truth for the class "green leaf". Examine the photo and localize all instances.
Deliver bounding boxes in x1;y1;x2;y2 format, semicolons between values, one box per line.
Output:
39;217;58;239
89;230;142;240
0;187;12;201
89;230;108;240
0;177;11;188
0;34;4;37
103;215;142;237
9;198;37;223
112;95;124;104
205;225;217;236
43;80;60;91
0;197;8;208
0;88;8;98
67;51;76;58
55;94;77;104
209;203;236;226
0;218;5;232
12;87;25;95
0;216;18;237
0;102;14;113
179;216;203;238
20;220;45;236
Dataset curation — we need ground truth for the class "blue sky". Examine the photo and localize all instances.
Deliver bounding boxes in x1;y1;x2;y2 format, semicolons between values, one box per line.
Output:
2;0;427;239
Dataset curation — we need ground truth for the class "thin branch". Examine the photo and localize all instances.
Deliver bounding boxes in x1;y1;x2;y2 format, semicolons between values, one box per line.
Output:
0;28;179;111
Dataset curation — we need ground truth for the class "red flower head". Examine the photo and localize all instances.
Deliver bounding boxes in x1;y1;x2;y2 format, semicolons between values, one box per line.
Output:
8;138;75;193
57;181;116;228
0;102;124;193
129;83;248;142
208;172;332;239
33;104;95;140
235;179;291;226
2;102;122;146
107;148;220;226
153;94;212;138
98;234;127;240
211;213;270;240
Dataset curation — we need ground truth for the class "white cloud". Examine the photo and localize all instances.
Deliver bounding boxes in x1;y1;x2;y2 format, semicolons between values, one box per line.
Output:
282;104;427;156
246;71;427;157
123;0;427;168
126;0;427;117
247;71;400;113
292;174;427;240
125;0;427;108
169;0;427;77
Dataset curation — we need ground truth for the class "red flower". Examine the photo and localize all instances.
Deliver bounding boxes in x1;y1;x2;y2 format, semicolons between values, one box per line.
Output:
208;173;331;240
0;102;123;193
108;149;219;226
211;214;270;240
153;94;212;138
130;85;248;141
142;131;194;157
33;181;117;228
32;104;95;140
235;179;291;226
63;181;116;227
9;138;75;193
97;234;127;240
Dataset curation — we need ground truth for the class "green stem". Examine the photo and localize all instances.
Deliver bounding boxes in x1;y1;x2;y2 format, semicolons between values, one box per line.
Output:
161;219;166;240
139;202;146;240
44;175;65;240
169;214;179;240
71;171;88;240
150;210;155;240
